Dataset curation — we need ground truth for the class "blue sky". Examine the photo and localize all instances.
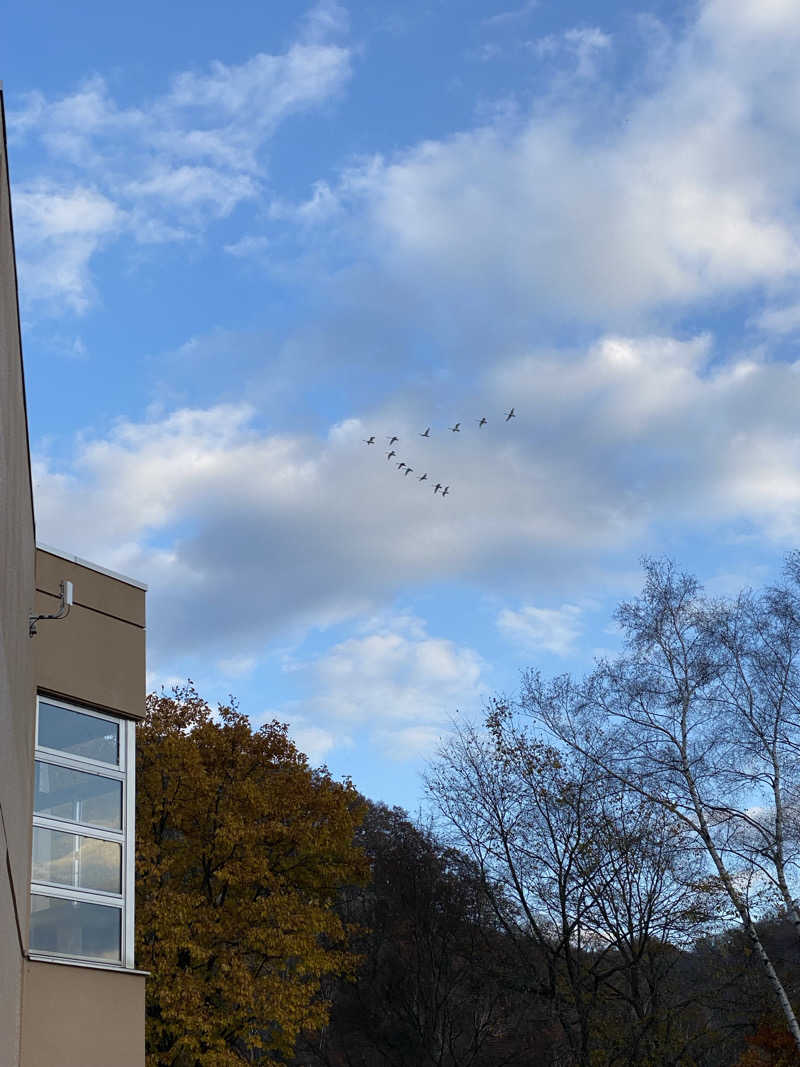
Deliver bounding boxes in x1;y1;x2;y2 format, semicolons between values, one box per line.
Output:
5;0;800;814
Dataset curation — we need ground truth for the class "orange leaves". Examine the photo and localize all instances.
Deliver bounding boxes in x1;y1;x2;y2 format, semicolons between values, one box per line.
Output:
136;684;368;1065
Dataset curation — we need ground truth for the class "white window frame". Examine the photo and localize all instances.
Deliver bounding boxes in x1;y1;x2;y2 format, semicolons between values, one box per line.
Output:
31;694;136;968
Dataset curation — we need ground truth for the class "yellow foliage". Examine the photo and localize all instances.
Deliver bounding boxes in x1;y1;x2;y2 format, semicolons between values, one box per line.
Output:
136;684;368;1065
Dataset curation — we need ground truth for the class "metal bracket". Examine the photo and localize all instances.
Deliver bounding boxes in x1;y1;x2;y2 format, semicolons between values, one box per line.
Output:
29;579;73;637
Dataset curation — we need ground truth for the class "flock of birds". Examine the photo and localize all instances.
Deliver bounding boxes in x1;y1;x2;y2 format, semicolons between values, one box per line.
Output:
362;408;516;497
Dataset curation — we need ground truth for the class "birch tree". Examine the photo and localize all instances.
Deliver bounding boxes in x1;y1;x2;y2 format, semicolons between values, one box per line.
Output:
523;557;800;1054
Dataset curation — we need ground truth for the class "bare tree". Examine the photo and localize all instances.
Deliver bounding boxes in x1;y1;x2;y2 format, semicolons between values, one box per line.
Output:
426;708;715;1066
523;557;800;1054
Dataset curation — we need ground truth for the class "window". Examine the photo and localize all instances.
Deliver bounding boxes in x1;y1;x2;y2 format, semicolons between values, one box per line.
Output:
30;696;136;967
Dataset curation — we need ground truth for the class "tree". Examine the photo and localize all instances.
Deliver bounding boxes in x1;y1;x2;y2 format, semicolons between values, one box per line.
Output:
426;709;716;1066
300;801;545;1067
524;557;800;1055
136;685;369;1066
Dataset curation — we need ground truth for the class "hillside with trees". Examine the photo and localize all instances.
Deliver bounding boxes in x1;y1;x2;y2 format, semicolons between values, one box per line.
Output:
137;554;800;1065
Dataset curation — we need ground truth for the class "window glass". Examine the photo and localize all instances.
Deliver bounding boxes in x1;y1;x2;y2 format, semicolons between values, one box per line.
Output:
38;701;119;765
34;762;122;830
30;894;121;961
32;827;121;894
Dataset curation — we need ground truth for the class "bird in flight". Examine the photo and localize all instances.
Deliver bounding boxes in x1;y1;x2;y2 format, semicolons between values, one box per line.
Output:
387;435;399;445
364;435;376;445
477;417;487;428
397;461;407;470
441;486;450;497
419;426;431;437
418;473;428;481
433;483;442;494
505;408;516;421
386;450;396;461
450;422;461;432
404;467;414;476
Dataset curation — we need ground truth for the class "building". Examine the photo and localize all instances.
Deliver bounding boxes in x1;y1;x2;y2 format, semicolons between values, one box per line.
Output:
1;84;146;1067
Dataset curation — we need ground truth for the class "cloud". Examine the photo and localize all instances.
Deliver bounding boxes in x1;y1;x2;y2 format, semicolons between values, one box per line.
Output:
224;235;270;258
11;184;121;313
753;302;800;335
291;614;486;758
8;8;353;311
31;327;800;674
14;0;800;339
288;722;343;764
497;603;584;656
270;0;800;337
123;166;258;218
216;654;257;679
530;26;612;79
482;1;538;28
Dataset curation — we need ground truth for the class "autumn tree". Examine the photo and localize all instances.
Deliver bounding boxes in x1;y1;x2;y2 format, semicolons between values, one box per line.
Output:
136;685;369;1066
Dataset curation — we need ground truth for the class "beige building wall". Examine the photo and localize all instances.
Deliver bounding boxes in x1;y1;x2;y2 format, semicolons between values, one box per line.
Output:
21;961;145;1067
0;84;37;1067
34;547;146;721
20;550;147;1066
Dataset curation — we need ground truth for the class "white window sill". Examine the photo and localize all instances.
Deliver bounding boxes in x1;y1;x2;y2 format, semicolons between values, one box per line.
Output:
27;951;148;976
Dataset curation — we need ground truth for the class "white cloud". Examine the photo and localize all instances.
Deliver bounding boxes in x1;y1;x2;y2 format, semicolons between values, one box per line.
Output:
8;8;352;312
498;603;584;656
292;614;486;759
530;26;612;78
216;654;257;679
269;180;341;225
289;723;343;764
31;327;800;664
273;0;800;333
124;166;258;218
753;302;800;335
224;234;270;258
482;1;538;28
301;0;350;44
12;185;121;313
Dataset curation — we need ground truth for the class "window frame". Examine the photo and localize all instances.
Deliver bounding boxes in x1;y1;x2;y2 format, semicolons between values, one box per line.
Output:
31;694;136;968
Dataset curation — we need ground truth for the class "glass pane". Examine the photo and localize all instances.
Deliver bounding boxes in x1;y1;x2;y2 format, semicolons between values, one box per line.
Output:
30;894;121;961
33;827;121;894
38;701;119;764
35;762;122;830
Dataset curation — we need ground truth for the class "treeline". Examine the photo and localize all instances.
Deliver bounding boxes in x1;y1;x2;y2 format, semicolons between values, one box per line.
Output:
300;801;798;1067
138;555;800;1066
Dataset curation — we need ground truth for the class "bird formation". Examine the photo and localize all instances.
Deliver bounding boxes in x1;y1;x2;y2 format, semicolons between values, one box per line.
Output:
362;408;517;497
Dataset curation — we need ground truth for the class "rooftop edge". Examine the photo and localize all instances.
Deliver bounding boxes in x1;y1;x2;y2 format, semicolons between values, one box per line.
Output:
36;543;148;591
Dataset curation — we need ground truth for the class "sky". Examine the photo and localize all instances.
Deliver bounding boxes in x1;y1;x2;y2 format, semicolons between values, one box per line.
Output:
5;0;800;815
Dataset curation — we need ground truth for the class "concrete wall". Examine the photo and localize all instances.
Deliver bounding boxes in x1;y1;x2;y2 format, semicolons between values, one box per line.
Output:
21;961;145;1067
34;548;146;721
0;85;37;1067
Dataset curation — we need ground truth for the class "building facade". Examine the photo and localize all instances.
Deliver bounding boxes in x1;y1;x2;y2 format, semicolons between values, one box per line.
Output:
1;84;146;1067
